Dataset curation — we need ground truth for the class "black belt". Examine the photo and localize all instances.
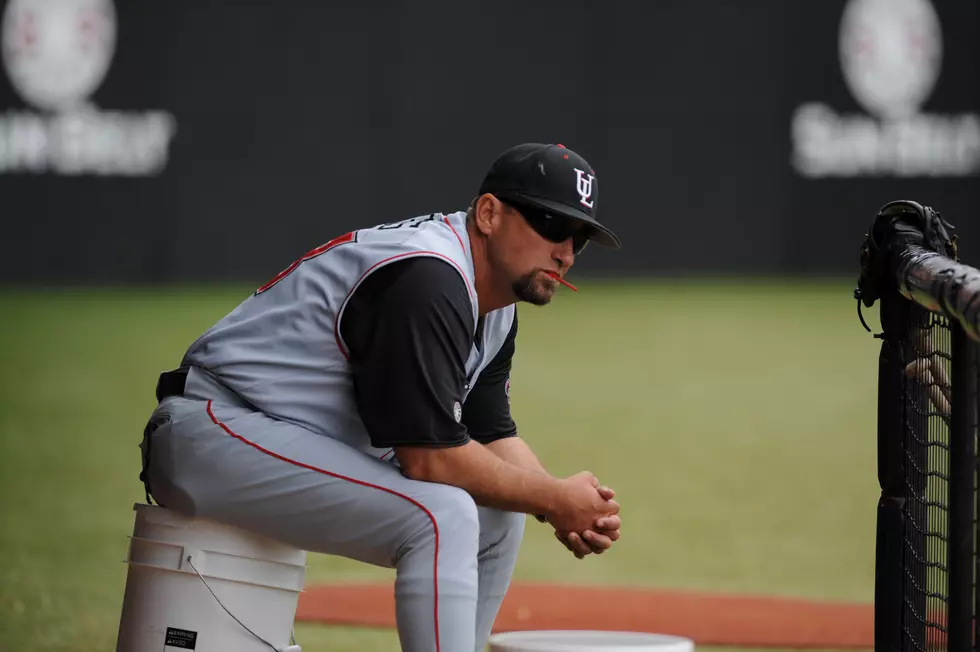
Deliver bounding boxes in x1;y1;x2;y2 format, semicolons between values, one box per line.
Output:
156;368;188;402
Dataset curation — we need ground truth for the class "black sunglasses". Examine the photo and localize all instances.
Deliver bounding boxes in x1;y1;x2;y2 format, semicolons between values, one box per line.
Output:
504;200;592;255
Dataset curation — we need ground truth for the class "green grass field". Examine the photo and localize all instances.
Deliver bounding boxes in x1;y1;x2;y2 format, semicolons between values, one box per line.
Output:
0;278;881;651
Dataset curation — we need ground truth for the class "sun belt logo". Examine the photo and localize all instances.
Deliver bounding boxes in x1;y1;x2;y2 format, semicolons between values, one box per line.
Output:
0;0;176;176
790;0;980;178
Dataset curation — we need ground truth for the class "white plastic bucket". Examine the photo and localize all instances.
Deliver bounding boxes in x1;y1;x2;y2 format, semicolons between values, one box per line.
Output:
114;503;307;652
487;630;696;652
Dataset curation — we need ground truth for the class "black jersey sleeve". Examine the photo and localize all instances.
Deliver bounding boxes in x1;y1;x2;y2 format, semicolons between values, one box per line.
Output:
461;312;519;443
339;256;475;449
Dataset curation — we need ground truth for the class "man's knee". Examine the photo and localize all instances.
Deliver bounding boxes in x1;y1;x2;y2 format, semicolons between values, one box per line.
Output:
427;484;480;539
399;483;480;556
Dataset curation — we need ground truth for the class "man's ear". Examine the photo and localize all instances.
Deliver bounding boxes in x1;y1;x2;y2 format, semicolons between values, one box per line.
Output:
474;193;501;237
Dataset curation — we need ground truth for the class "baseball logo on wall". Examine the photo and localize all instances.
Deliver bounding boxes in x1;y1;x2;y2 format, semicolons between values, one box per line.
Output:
790;0;980;178
0;0;176;175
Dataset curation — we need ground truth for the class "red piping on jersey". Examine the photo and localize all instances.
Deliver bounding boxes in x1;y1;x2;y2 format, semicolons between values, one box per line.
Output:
443;215;483;330
443;216;467;256
205;400;442;652
334;251;476;361
256;231;356;295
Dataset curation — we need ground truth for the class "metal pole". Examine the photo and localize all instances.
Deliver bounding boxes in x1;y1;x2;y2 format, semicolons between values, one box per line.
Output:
947;325;978;652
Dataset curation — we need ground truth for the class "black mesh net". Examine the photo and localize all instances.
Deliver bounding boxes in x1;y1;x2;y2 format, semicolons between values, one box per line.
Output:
903;307;953;652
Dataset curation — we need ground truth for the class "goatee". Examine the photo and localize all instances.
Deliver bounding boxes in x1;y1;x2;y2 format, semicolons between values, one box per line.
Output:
512;271;553;306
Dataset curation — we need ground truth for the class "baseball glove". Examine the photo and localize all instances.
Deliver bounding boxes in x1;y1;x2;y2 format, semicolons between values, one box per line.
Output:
854;199;957;329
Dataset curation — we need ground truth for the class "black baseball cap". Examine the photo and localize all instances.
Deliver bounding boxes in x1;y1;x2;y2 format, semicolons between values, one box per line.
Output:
478;143;622;249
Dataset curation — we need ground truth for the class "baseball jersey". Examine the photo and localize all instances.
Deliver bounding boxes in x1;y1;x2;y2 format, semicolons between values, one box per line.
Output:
178;210;517;458
338;256;519;448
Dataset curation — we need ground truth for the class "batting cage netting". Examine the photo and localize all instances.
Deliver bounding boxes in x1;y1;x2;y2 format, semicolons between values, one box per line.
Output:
855;200;980;652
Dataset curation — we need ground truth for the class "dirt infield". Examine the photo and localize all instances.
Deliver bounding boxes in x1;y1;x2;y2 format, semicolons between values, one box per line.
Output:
296;582;873;648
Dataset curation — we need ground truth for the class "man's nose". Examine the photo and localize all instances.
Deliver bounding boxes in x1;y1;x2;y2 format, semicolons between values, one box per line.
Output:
554;238;575;269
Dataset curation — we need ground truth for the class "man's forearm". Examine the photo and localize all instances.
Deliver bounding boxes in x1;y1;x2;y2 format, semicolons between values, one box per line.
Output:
394;440;563;516
484;436;551;476
485;436;552;522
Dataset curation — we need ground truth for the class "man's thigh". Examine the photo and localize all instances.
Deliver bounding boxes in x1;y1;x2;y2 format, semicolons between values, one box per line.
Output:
144;396;472;569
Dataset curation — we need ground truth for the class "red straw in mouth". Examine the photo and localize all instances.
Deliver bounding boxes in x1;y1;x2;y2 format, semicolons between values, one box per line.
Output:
545;271;578;292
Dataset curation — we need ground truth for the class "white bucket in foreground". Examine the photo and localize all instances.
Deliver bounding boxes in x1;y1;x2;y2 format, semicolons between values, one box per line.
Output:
114;503;307;652
488;630;696;652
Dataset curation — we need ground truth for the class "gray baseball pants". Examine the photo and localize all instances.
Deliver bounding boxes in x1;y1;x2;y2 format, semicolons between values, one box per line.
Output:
140;369;525;652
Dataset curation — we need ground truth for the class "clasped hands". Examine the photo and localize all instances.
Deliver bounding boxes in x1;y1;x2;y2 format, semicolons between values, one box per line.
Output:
545;471;622;560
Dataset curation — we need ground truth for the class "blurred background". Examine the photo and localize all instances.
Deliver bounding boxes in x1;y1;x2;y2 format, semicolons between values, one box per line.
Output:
1;0;978;650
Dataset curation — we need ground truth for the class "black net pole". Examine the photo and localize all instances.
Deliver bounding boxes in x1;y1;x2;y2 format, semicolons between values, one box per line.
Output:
877;289;912;652
975;341;980;652
948;326;978;652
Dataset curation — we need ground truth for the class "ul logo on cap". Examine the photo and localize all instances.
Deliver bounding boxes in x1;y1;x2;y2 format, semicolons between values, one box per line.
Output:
574;169;595;209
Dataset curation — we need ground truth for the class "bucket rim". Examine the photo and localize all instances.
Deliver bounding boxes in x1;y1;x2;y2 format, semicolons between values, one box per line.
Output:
123;560;308;594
